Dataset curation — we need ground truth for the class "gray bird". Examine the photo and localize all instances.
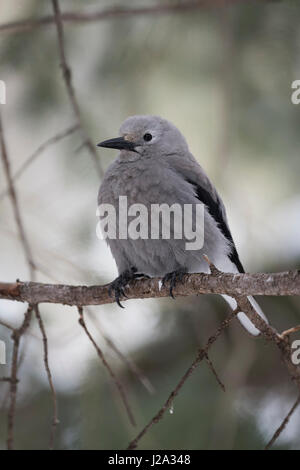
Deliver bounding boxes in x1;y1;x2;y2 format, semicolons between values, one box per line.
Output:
97;115;268;335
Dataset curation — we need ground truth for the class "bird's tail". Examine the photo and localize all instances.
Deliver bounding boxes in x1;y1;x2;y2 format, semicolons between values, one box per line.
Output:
222;294;268;336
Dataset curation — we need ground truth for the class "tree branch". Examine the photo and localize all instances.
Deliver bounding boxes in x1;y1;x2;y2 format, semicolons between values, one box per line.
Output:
0;270;299;306
1;270;300;448
0;110;36;280
78;307;136;427
0;1;260;35
127;310;237;449
85;307;155;394
0;123;79;202
265;394;300;450
6;305;33;450
34;306;59;450
123;267;300;449
51;0;104;178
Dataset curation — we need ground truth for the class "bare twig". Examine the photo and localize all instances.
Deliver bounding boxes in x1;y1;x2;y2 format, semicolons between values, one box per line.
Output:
280;325;300;339
0;110;36;280
0;319;14;331
0;110;39;449
201;259;300;396
0;123;79;202
0;377;19;383
77;307;136;427
34;306;58;450
235;296;300;387
127;310;237;449
51;0;103;178
203;255;300;448
203;254;222;276
86;307;155;394
6;305;33;450
265;394;300;450
1;334;27;415
205;353;225;392
0;1;259;35
103;333;155;395
225;293;300;451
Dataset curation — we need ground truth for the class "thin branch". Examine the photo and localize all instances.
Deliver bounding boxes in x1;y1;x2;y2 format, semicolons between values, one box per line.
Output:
51;0;103;178
0;319;15;331
0;110;38;450
0;270;299;306
105;335;155;395
103;333;155;395
127;310;236;449
280;325;300;339
0;377;19;383
0;110;36;280
0;123;79;202
265;394;300;450
34;305;58;450
203;257;300;445
86;307;155;394
226;292;300;451
6;305;33;450
235;296;300;385
77;307;136;427
205;353;225;392
0;340;26;414
0;1;258;35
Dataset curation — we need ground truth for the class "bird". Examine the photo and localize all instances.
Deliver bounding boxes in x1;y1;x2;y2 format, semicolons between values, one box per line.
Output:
97;115;268;335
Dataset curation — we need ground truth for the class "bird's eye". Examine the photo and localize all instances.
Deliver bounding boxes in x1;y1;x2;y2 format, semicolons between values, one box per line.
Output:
143;133;152;142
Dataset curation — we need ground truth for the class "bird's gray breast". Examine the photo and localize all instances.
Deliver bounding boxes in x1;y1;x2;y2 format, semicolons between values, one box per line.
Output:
98;159;174;208
98;158;230;276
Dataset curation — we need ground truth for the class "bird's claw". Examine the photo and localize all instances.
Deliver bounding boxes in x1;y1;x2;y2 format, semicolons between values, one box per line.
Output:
162;269;186;299
108;267;149;307
108;282;125;308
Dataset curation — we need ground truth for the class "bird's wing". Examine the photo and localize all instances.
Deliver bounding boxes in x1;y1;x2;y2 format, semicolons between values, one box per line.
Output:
167;152;245;273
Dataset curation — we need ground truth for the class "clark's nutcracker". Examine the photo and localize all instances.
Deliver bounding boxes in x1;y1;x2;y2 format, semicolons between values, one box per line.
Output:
97;115;268;335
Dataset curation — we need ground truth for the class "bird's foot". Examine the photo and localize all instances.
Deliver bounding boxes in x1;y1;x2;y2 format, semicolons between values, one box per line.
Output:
108;267;149;308
162;269;187;299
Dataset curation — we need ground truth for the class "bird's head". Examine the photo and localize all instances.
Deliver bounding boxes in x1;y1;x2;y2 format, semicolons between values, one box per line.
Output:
97;115;189;160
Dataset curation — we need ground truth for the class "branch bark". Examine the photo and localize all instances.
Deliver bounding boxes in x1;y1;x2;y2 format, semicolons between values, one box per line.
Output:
0;270;299;306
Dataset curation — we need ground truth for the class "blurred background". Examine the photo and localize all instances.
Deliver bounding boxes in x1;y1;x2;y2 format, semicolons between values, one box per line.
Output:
0;0;300;450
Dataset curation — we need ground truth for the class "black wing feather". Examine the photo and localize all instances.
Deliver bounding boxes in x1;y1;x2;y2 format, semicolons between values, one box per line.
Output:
186;178;245;273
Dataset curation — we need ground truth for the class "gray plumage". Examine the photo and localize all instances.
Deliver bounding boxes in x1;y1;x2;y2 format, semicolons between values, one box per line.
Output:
98;115;268;335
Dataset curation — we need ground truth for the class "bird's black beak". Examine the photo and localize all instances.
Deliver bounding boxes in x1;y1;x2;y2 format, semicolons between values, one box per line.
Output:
97;137;136;152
